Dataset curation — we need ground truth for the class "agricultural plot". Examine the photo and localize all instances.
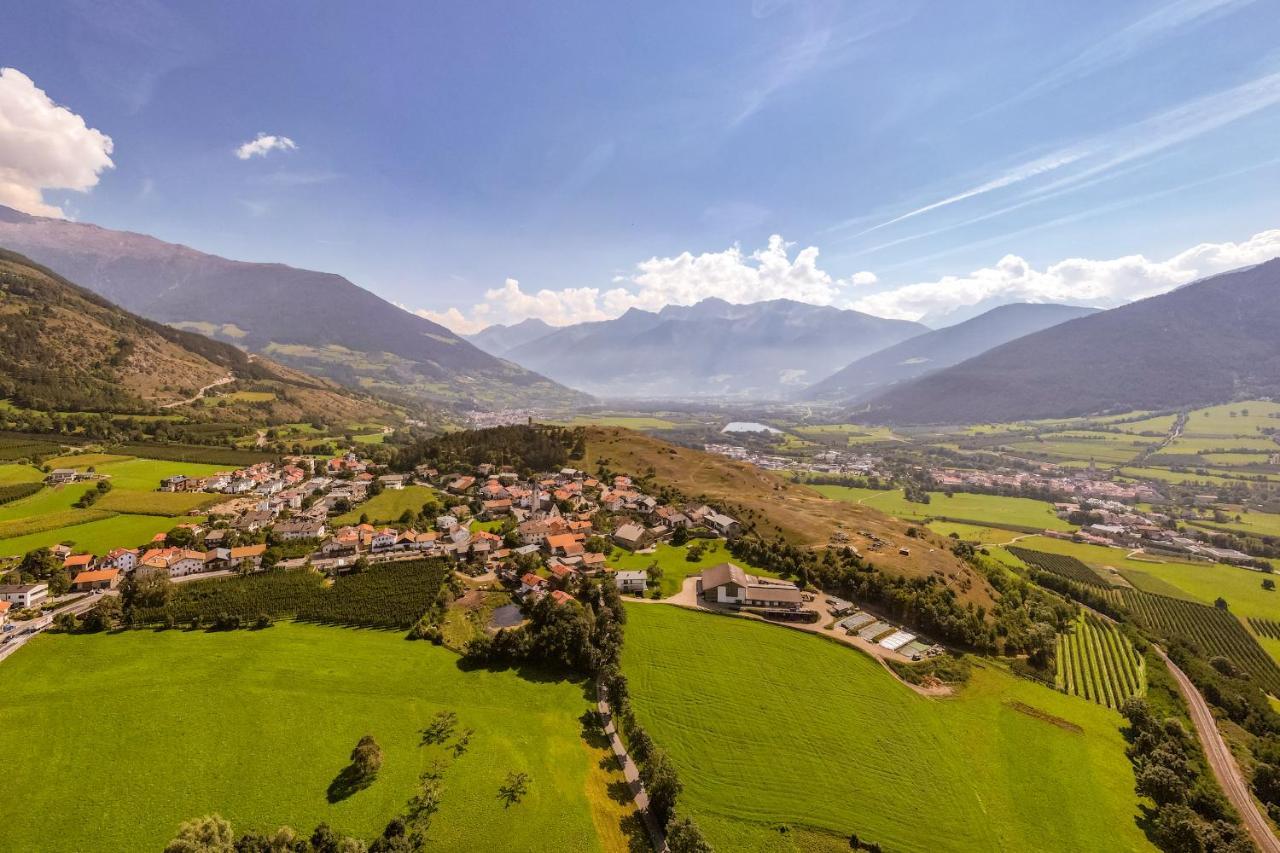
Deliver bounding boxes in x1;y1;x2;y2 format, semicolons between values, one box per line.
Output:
114;442;273;466
1006;433;1153;465
1055;614;1145;709
132;561;448;630
0;623;626;853
1188;508;1280;538
41;452;136;470
1007;546;1107;586
0;432;65;462
1110;414;1179;436
812;485;1073;532
621;603;1154;853
1120;589;1280;697
793;423;902;446
1250;618;1280;640
1117;466;1279;486
333;485;440;525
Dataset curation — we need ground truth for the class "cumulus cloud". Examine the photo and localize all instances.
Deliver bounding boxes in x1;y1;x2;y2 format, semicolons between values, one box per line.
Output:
234;133;297;160
0;67;114;218
419;236;878;333
850;228;1280;322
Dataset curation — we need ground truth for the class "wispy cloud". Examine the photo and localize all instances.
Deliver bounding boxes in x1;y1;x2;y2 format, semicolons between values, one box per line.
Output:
844;148;1089;236
839;67;1280;238
984;0;1256;117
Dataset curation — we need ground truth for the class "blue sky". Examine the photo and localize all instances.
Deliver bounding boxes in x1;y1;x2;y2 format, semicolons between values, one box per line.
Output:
3;0;1280;329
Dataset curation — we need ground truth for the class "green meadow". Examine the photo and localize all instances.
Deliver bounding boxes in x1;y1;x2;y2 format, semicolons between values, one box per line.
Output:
333;485;439;525
0;623;633;853
811;485;1073;531
621;604;1153;853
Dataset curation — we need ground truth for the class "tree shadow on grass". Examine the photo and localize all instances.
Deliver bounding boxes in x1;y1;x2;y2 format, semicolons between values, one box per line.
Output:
606;779;635;806
326;764;373;803
618;812;651;853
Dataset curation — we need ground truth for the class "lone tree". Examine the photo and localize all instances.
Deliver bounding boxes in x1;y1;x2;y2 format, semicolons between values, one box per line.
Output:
163;814;235;853
351;734;384;781
498;770;531;806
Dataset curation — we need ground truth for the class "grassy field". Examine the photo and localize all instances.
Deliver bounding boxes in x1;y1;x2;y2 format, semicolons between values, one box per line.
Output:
1006;434;1152;465
1183;401;1280;436
622;604;1153;853
0;463;43;485
0;622;634;853
793;423;903;446
94;489;224;516
351;431;387;444
1188;508;1280;538
926;521;1020;545
0;513;177;557
605;540;777;598
334;485;439;525
811;485;1073;531
202;390;277;405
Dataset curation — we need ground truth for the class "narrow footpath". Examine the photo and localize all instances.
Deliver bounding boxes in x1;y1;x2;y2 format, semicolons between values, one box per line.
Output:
596;682;667;852
1155;647;1279;853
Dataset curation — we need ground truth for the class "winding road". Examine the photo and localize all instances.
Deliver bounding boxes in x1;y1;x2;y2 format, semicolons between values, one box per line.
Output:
1156;646;1279;852
160;374;234;409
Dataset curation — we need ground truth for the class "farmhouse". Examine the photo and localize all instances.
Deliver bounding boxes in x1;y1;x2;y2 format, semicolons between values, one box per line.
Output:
699;563;802;609
0;583;49;609
612;523;649;551
703;511;742;538
46;468;79;485
71;569;121;592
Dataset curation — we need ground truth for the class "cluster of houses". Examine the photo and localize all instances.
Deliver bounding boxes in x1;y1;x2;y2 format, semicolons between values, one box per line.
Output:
930;466;1165;503
1049;500;1256;565
14;456;754;617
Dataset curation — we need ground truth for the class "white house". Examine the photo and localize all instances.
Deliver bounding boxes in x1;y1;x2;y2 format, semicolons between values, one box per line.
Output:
104;548;137;571
0;583;49;609
613;570;648;594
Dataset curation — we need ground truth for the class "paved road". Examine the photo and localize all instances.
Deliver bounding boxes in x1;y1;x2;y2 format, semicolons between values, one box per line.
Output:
596;682;667;852
1156;647;1279;853
160;374;234;409
0;591;117;663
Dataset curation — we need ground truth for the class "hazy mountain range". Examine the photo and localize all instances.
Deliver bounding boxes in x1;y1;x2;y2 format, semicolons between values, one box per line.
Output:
484;297;927;399
0;205;584;412
858;258;1280;424
803;303;1099;403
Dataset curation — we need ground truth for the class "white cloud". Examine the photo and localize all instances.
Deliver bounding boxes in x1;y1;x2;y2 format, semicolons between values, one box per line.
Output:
234;133;297;160
0;67;114;218
850;228;1280;322
418;236;879;332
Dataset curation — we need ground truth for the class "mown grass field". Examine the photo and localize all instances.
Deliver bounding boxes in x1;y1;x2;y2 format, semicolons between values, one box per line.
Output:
1007;434;1152;465
811;485;1073;531
0;623;633;853
605;540;776;598
94;489;223;516
926;521;1019;545
622;604;1153;853
0;513;178;557
0;463;43;485
334;485;439;525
